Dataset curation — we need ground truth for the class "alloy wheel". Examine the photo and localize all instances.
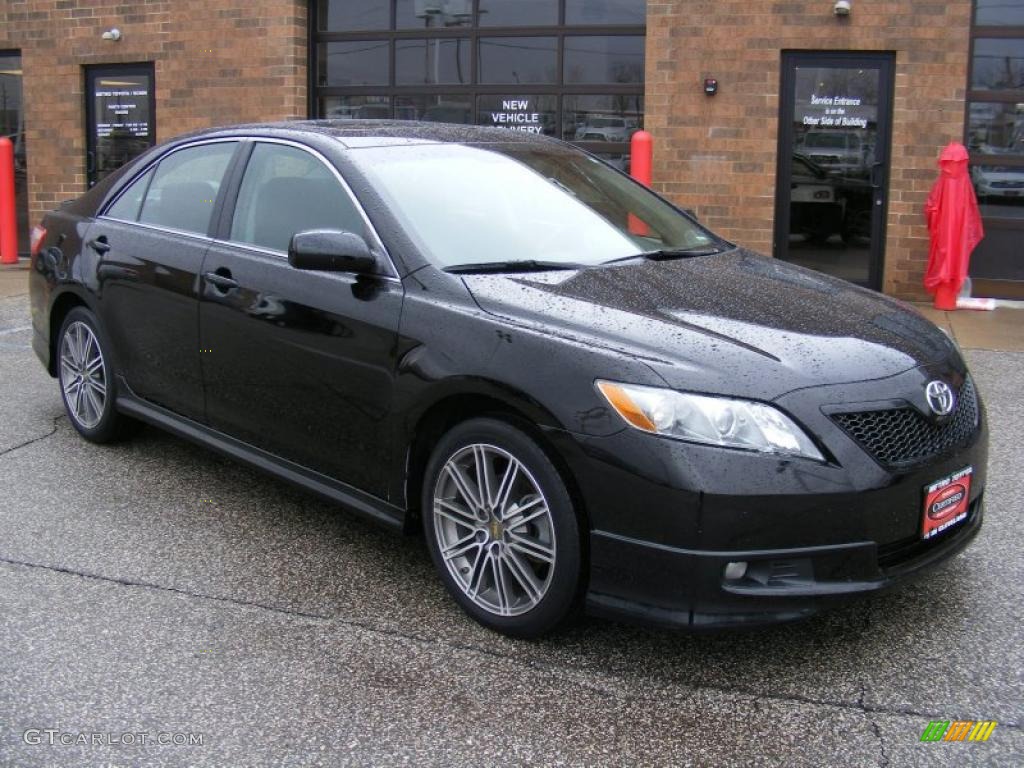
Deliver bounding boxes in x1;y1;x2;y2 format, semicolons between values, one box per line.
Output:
60;320;107;429
432;443;556;617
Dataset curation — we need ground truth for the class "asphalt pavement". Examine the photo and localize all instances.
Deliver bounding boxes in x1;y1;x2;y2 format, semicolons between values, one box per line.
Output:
1;280;1021;767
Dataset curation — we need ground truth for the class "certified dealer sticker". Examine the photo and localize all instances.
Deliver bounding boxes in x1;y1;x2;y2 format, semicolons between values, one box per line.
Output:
922;466;973;540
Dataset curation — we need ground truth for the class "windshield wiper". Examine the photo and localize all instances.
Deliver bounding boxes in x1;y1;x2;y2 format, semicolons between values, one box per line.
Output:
443;260;589;274
600;246;725;266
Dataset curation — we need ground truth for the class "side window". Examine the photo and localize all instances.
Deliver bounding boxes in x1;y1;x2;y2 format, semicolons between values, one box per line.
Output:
230;143;366;253
138;142;237;235
105;167;154;221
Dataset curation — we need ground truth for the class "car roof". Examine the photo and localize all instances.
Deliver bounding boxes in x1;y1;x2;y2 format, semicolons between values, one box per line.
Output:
175;119;559;149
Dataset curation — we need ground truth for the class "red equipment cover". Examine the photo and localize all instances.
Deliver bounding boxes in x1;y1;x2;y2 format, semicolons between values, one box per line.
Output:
923;142;984;296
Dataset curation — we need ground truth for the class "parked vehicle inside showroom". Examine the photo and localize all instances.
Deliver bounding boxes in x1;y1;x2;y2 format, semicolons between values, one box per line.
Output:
798;130;869;176
971;164;1024;203
789;153;873;244
574;116;633;142
29;121;987;637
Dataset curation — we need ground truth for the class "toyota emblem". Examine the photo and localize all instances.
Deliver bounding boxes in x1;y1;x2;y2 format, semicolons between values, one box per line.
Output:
925;380;956;417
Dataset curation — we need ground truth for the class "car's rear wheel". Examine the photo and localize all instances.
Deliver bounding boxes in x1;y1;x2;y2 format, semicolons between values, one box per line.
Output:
422;418;582;638
57;307;133;443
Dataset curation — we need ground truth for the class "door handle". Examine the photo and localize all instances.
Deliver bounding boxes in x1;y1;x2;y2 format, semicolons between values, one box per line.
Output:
87;236;111;254
870;162;884;190
203;269;238;291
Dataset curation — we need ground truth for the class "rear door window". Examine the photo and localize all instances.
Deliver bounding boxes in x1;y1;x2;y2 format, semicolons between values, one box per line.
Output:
105;167;155;221
138;142;237;235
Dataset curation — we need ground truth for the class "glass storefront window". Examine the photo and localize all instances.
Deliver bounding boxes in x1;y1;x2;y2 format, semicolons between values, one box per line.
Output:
975;0;1024;26
971;38;1024;90
479;0;559;26
478;37;558;84
397;0;473;29
476;95;557;136
0;53;27;253
967;2;1024;297
562;94;643;141
395;94;473;123
967;101;1024;154
566;0;646;25
317;41;390;87
972;164;1024;216
312;2;646;159
396;38;470;85
564;35;645;84
317;0;390;32
320;95;392;120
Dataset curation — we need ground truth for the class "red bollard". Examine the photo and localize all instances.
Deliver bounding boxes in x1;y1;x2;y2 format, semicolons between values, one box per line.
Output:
628;130;653;236
934;282;959;311
0;137;17;264
630;130;653;188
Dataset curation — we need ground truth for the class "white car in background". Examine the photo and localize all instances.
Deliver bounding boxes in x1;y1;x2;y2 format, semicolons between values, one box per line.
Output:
574;116;633;142
972;165;1024;202
798;131;868;175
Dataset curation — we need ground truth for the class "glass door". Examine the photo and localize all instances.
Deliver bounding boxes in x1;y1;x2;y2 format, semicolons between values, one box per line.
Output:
85;64;156;187
775;52;895;289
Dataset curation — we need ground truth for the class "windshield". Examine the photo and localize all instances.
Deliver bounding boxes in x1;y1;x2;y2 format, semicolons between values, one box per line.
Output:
349;142;721;268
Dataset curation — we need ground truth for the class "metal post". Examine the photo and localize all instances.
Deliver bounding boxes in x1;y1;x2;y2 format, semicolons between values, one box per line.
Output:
0;137;17;264
630;130;653;187
628;130;653;236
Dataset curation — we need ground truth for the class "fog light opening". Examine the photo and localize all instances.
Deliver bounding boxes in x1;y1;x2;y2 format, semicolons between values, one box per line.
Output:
723;561;748;581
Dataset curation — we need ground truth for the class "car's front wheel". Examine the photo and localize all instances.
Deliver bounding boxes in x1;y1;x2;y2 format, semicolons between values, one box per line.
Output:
57;306;133;443
423;418;582;638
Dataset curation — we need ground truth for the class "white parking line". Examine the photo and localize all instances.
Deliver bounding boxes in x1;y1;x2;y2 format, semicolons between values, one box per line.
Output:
0;325;31;335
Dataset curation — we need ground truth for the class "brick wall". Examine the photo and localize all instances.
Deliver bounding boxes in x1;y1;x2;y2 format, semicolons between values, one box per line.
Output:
645;1;972;299
0;0;307;232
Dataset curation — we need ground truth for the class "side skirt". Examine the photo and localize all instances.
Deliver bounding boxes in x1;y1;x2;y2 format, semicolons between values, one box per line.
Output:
115;383;406;532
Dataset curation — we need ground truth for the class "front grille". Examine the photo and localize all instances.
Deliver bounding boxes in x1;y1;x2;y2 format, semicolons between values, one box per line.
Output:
831;377;979;468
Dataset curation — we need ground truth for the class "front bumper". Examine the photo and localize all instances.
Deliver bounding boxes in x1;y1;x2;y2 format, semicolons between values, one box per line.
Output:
542;368;989;630
585;497;982;629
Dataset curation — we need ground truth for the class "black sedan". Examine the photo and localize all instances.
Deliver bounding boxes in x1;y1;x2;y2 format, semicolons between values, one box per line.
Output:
29;121;987;637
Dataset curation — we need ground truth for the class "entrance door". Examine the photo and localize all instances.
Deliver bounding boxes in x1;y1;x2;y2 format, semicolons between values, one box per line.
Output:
775;52;894;289
85;64;155;187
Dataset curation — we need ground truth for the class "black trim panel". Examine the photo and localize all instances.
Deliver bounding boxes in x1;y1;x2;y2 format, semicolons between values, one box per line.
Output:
115;379;406;531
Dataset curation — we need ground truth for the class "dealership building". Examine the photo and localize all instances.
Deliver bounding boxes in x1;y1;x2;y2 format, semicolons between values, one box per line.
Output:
1;0;1021;299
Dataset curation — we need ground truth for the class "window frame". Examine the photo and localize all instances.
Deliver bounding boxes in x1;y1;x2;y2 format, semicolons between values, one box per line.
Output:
964;1;1024;295
308;0;646;157
965;11;1024;183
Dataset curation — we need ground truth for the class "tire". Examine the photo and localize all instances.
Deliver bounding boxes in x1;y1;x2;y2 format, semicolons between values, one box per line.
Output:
422;418;582;638
56;307;135;443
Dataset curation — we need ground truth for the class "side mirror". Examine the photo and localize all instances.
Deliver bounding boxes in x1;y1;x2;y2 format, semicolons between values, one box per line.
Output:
287;229;377;274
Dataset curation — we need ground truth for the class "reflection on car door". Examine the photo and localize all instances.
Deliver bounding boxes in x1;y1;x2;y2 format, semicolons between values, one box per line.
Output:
94;140;238;420
198;141;403;498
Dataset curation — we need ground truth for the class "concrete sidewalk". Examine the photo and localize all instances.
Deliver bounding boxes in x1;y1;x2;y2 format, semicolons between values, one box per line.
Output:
0;261;29;299
915;304;1024;352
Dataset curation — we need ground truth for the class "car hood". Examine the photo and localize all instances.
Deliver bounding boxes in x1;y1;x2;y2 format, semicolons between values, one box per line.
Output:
461;248;962;401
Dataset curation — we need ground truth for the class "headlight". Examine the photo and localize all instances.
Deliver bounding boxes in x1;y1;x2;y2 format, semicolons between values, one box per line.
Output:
596;380;825;461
